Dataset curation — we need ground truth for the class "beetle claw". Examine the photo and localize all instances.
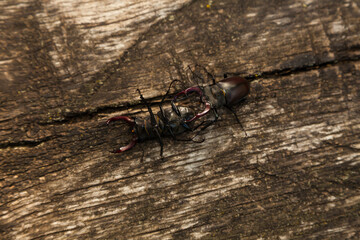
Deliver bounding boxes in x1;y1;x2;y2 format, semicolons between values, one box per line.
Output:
172;87;211;123
106;116;135;125
106;116;138;153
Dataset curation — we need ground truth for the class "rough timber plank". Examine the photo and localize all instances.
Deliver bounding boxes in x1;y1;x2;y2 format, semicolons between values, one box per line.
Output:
1;61;359;239
1;0;360;239
1;0;360;144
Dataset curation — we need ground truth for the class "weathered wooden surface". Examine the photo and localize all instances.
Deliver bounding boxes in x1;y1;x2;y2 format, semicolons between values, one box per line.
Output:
1;0;360;239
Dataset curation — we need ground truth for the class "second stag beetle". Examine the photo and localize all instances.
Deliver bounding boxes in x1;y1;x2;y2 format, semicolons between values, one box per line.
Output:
106;67;250;156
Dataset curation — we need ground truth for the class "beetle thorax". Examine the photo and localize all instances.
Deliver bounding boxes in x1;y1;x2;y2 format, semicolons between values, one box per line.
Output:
203;85;227;108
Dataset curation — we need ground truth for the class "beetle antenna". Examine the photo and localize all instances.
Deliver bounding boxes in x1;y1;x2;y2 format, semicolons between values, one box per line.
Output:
196;64;216;85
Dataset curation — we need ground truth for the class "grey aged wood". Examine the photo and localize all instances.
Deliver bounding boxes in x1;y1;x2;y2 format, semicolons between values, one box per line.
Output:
1;0;359;239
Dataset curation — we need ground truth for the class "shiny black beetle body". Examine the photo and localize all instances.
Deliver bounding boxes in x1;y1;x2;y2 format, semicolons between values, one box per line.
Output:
134;106;195;142
107;73;250;156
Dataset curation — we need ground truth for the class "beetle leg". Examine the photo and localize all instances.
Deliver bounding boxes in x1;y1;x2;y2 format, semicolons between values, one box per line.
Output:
154;128;164;158
137;89;158;127
159;79;182;137
137;89;165;158
225;105;248;137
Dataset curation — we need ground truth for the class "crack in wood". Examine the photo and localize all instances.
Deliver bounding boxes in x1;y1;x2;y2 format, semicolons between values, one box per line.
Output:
18;55;360;129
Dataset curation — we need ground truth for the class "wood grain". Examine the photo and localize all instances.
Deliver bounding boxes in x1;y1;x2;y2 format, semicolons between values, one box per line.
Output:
0;0;359;239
